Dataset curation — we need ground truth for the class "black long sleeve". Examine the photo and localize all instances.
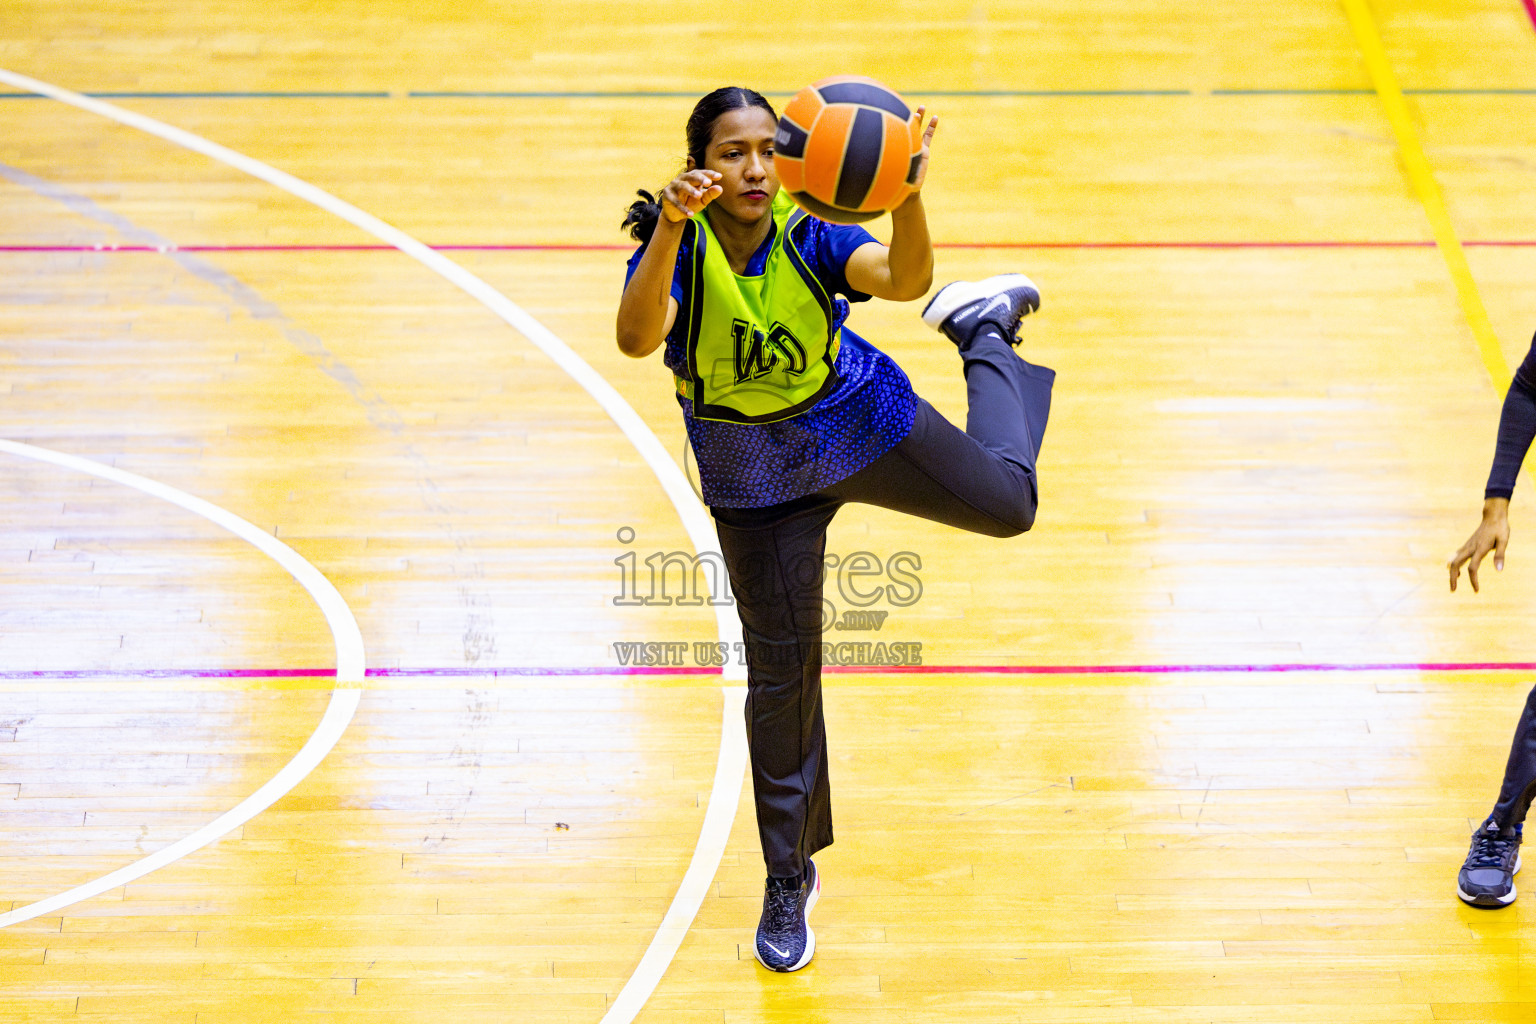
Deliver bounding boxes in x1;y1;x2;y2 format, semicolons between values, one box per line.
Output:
1486;332;1536;500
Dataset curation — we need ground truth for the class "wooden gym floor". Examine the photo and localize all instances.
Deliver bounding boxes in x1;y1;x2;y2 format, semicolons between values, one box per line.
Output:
2;1;1536;1020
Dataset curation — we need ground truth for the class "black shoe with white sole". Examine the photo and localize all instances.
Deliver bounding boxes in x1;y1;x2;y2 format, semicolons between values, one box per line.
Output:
1458;817;1522;907
754;860;819;972
921;274;1041;349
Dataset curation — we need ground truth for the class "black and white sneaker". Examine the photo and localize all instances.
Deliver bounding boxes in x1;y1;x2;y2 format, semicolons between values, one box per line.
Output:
754;860;819;972
921;274;1041;348
1458;817;1522;907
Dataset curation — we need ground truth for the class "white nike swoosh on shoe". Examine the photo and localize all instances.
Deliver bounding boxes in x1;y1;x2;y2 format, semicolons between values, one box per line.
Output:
979;295;1014;320
763;939;791;958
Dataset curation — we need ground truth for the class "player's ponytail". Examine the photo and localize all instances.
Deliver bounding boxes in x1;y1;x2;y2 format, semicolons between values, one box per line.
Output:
622;86;778;245
622;189;663;243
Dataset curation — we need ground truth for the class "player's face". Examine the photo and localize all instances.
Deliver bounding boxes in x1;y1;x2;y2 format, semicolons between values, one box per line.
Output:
698;106;779;224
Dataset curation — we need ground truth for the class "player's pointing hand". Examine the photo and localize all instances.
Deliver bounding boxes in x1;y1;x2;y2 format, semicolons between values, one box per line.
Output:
661;169;723;222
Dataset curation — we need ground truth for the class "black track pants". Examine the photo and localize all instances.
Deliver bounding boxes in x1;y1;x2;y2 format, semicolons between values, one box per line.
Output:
1492;684;1536;830
711;330;1055;879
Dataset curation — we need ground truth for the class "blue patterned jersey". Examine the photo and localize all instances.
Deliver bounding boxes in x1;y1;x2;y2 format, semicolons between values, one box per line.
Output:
624;212;917;508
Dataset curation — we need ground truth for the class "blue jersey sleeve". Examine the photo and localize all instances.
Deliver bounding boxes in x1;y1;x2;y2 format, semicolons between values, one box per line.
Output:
623;240;686;309
812;220;879;303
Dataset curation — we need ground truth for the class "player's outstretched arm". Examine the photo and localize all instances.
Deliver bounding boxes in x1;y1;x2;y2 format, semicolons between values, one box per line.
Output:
616;169;722;357
1449;332;1536;592
1450;497;1510;593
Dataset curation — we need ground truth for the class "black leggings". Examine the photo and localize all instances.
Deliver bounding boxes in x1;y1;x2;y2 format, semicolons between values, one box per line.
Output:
1492;685;1536;830
711;328;1055;878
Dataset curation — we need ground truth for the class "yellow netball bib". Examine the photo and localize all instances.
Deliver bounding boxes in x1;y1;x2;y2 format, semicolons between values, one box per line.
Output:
675;191;841;424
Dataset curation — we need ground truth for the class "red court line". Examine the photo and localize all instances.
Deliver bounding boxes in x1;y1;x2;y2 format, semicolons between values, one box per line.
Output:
4;241;1536;254
0;243;634;253
826;661;1536;675
2;661;1534;680
1525;0;1536;34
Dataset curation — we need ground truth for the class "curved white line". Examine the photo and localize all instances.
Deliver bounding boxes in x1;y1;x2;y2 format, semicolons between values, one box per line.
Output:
0;68;747;1017
0;439;364;928
602;685;747;1024
0;66;743;668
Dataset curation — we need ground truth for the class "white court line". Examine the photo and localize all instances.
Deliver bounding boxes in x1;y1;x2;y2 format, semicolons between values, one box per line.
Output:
0;68;739;652
0;440;365;928
0;68;747;1018
602;684;747;1024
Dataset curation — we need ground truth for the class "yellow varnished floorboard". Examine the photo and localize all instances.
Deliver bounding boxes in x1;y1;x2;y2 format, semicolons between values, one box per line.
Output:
2;1;1536;1021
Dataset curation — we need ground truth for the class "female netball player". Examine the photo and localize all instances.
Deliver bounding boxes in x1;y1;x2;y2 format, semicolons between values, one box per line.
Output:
1448;330;1536;907
615;86;1055;971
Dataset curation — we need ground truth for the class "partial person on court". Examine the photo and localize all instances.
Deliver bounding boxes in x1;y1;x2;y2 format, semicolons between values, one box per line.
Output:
1448;329;1536;907
615;86;1055;971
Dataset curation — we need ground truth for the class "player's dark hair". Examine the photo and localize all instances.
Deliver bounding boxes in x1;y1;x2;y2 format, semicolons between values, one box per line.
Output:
620;189;665;244
621;86;778;243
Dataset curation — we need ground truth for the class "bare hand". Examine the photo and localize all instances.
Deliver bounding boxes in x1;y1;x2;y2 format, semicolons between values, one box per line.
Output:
661;169;723;222
1449;497;1511;593
906;106;939;194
